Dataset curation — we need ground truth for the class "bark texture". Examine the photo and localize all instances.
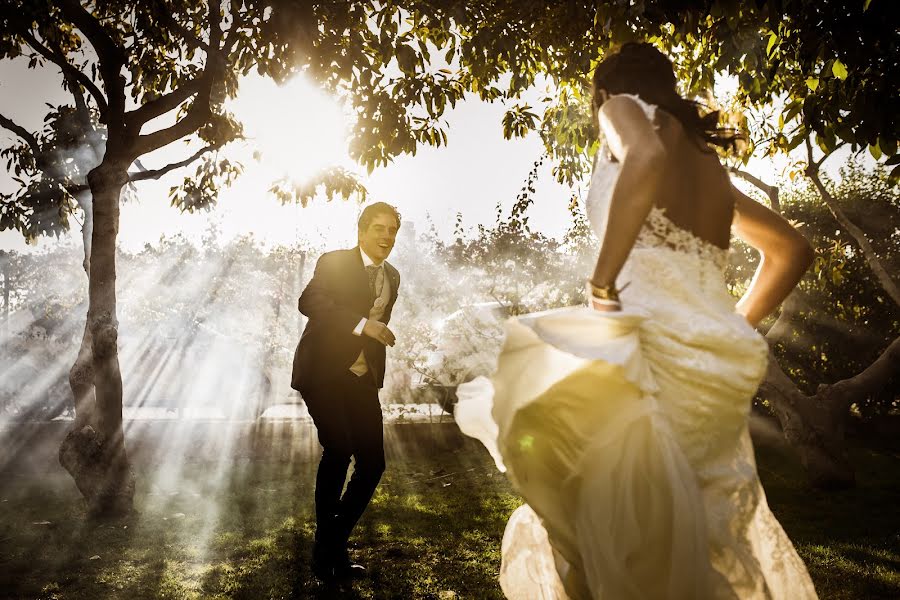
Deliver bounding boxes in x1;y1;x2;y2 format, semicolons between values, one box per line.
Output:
760;336;900;488
734;164;897;487
59;164;135;517
804;140;900;308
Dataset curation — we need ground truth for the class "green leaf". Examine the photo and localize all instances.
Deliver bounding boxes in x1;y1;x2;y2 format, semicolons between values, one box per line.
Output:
869;143;882;160
784;100;803;123
396;44;417;75
766;33;778;56
806;77;819;92
890;164;900;185
786;133;804;151
864;0;873;11
832;59;848;80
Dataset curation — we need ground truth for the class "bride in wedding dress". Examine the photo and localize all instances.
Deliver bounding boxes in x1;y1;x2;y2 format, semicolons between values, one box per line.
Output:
455;43;819;599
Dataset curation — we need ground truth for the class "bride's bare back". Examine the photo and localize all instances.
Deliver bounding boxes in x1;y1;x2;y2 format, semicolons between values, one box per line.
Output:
651;109;734;250
592;93;814;326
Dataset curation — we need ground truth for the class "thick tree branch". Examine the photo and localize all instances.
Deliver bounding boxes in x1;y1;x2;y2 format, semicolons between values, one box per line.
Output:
56;0;127;129
126;77;204;129
823;335;900;412
127;143;222;181
804;137;900;308
11;144;224;204
128;0;244;130
0;113;40;155
759;348;855;488
131;89;212;157
729;167;780;213
16;28;109;117
132;1;224;156
64;69;92;126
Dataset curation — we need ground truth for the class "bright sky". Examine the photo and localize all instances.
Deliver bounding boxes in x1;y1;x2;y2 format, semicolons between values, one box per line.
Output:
0;58;575;254
0;55;861;255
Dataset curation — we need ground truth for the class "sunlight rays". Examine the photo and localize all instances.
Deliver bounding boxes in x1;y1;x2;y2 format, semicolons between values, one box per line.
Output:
103;241;314;562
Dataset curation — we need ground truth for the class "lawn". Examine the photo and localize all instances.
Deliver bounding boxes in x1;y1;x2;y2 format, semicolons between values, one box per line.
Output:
0;421;897;599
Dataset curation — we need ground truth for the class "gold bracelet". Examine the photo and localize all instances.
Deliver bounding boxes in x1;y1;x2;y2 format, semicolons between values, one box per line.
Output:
588;280;620;302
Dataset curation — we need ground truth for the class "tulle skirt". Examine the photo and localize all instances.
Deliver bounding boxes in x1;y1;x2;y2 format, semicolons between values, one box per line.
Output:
455;306;818;599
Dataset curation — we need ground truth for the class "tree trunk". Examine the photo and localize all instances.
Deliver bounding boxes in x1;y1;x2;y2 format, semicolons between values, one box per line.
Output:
1;250;9;337
804;144;900;308
760;335;900;488
75;190;94;276
758;352;855;488
59;162;134;517
731;165;898;489
764;291;804;347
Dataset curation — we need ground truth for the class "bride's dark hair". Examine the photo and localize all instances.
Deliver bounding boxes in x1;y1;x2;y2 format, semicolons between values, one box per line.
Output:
592;43;740;151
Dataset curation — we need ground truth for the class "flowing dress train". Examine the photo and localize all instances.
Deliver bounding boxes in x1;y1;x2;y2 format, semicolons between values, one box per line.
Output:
454;94;819;599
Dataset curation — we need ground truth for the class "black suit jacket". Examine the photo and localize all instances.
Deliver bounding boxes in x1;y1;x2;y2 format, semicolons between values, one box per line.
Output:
291;247;401;395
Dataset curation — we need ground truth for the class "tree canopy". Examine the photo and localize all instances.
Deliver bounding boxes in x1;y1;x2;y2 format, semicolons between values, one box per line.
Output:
1;0;897;507
3;1;897;243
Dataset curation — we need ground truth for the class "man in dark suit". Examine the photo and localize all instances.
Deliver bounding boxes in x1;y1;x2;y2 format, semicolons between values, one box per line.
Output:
291;202;401;580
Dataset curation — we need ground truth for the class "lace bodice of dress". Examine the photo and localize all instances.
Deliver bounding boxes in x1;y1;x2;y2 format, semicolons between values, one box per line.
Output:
584;93;730;276
636;206;729;271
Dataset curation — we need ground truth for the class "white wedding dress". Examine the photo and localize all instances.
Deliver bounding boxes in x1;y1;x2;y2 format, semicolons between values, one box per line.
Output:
455;95;819;599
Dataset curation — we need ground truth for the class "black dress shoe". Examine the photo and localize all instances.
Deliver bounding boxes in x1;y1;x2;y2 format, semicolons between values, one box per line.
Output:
333;550;366;580
311;544;336;581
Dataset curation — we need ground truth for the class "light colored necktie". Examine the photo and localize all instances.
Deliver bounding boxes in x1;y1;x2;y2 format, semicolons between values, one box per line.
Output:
366;264;384;296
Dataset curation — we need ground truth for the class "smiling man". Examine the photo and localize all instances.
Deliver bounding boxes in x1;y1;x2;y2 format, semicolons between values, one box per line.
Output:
291;202;402;581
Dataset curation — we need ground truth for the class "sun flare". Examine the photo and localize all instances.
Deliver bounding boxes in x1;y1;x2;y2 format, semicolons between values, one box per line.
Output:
197;73;365;249
230;73;352;183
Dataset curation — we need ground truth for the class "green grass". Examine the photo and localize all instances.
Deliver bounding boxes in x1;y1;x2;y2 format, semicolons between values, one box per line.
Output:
756;443;900;600
0;429;897;599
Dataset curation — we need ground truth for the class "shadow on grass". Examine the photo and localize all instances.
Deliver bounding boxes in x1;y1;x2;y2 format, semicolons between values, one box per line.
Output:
756;442;900;600
1;422;898;599
197;450;515;599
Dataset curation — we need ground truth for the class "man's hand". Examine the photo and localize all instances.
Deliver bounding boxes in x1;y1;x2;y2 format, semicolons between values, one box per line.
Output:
363;320;396;346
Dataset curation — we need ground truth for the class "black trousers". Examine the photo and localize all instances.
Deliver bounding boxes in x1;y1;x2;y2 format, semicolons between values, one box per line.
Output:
304;370;385;554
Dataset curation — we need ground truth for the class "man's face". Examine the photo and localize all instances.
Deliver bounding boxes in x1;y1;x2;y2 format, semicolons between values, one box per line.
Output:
359;212;399;263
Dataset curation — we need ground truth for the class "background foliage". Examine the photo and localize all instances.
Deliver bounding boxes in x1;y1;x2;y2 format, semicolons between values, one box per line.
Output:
3;162;896;422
